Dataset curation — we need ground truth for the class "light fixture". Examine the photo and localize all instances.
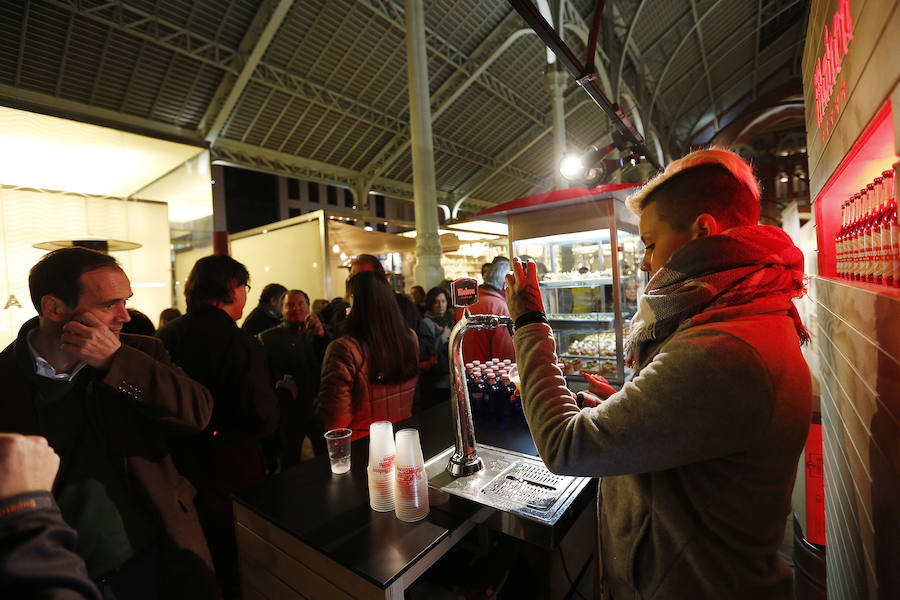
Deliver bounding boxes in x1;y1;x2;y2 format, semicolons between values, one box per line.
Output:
559;155;585;179
559;131;643;185
332;243;341;254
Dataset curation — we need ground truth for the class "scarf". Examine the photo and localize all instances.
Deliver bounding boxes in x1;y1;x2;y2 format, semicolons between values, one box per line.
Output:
625;225;809;369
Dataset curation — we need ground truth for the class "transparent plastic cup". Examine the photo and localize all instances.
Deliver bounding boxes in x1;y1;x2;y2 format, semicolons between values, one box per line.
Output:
324;428;352;474
368;421;396;512
393;429;429;522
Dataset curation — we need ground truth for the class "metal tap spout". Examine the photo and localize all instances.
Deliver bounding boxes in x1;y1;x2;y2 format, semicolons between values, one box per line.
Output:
446;309;515;477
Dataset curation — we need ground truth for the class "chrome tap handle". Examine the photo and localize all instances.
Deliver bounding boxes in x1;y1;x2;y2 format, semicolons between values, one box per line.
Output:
445;310;515;477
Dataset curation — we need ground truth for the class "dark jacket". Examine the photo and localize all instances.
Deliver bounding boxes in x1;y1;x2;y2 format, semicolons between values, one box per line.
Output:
258;322;329;388
240;304;281;336
156;305;280;493
258;323;330;459
0;318;218;599
0;491;102;600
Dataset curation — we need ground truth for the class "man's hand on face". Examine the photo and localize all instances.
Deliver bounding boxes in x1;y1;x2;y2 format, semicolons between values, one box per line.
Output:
0;433;60;499
306;314;325;337
60;311;121;370
504;257;545;321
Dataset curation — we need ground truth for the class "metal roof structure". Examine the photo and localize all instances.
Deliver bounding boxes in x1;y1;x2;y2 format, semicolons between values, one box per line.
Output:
0;0;809;215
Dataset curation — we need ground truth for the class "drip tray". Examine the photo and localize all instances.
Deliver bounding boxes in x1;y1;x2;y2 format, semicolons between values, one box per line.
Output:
482;462;569;511
425;444;592;545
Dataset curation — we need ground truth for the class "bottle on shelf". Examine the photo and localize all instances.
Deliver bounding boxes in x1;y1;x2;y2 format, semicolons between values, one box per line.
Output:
864;184;876;283
884;169;898;287
873;176;885;285
847;193;859;280
837;199;848;278
470;371;484;418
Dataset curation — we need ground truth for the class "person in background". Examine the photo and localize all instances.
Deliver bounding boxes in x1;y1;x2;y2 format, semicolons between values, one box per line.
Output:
622;280;640;319
156;255;279;599
0;433;102;599
311;298;329;316
419;286;454;410
121;308;155;336
158;307;181;329
350;255;436;411
480;262;492;284
313;271;418;440
409;285;426;316
455;256;515;364
0;247;217;599
258;289;330;466
504;148;812;599
240;283;287;336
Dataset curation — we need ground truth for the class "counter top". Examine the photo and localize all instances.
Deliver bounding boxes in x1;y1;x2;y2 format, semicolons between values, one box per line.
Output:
232;402;571;591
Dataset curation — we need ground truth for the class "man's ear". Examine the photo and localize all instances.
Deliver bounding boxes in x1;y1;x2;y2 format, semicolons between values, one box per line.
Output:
40;295;68;323
691;213;720;239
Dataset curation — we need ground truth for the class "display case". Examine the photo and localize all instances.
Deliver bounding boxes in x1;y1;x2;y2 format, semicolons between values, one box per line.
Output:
474;185;644;386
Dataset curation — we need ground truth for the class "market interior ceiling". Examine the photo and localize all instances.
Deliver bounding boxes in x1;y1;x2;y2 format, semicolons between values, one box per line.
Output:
0;0;809;215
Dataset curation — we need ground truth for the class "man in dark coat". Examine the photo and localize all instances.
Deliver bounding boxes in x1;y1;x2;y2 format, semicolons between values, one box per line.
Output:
0;247;218;599
156;254;279;600
240;283;286;335
259;289;329;464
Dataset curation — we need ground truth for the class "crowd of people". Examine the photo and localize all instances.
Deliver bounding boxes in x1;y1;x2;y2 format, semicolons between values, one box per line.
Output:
0;243;515;598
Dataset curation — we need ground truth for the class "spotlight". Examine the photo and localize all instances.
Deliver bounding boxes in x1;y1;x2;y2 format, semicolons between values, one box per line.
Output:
559;155;585;179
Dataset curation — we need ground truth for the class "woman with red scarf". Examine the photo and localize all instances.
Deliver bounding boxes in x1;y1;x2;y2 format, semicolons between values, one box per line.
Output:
506;149;812;600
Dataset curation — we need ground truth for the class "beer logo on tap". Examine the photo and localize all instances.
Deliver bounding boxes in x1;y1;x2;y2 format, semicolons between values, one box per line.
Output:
451;278;478;308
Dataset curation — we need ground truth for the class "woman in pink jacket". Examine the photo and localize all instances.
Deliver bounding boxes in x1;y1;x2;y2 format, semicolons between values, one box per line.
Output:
313;271;419;440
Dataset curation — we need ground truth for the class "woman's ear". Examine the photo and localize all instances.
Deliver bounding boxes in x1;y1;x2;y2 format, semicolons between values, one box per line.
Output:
691;213;720;239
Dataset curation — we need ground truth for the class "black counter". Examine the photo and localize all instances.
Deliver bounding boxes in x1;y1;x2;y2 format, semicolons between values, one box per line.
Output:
232;402;542;591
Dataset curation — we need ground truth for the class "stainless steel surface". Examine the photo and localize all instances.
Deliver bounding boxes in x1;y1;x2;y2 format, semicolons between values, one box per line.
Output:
446;310;515;477
427;444;591;534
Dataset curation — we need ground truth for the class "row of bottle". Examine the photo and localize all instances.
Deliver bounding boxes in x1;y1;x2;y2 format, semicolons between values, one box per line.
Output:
464;359;523;424
835;168;898;285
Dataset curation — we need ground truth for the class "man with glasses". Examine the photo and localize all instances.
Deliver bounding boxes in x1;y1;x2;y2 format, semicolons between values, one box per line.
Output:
156;254;279;599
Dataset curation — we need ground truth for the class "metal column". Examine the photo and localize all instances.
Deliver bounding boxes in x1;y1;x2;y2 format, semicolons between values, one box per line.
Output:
405;0;444;289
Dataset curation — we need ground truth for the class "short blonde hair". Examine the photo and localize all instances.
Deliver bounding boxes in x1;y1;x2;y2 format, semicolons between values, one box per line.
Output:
626;148;761;228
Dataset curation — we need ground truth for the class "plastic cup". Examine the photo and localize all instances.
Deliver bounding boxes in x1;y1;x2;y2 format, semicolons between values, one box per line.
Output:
324;428;352;474
393;429;429;522
368;421;396;512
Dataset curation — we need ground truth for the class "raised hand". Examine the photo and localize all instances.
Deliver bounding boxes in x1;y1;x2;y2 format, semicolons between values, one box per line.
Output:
582;371;616;399
0;433;60;499
504;257;545;321
60;311;121;369
306;314;325;337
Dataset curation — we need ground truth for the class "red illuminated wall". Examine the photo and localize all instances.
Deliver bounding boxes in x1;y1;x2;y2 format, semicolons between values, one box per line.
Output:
813;100;899;288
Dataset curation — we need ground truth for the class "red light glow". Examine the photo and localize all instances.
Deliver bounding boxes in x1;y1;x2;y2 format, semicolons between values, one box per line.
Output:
815;100;899;281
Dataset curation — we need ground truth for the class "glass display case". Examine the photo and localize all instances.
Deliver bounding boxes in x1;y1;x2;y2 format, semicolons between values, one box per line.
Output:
513;226;642;386
493;187;643;387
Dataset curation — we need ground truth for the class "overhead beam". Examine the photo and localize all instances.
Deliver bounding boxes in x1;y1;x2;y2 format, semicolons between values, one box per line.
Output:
689;0;719;131
667;4;804;136
209;138;493;208
0;82;207;147
200;0;295;142
613;0;648;99
668;39;804;148
44;0;238;71
645;0;726;127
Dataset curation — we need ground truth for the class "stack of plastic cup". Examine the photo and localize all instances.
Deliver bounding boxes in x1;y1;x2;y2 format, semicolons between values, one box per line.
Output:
393;428;429;522
367;421;396;512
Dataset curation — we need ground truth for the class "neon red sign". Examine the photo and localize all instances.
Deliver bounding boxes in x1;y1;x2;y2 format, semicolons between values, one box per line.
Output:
813;0;853;137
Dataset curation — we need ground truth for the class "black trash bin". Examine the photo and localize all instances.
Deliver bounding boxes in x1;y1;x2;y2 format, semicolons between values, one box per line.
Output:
793;513;827;600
